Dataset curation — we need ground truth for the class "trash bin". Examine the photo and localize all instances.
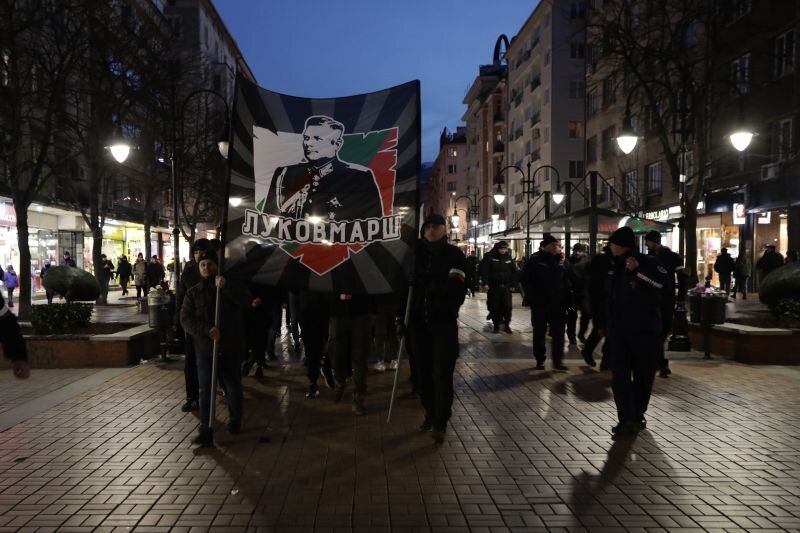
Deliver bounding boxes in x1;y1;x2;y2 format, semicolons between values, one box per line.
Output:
689;292;727;324
148;290;172;329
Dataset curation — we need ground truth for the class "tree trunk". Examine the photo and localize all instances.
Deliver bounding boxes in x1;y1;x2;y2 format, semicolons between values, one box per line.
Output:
14;202;33;320
684;201;699;285
90;198;105;305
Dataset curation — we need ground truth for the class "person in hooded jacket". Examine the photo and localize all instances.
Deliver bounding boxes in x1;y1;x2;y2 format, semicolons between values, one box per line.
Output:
480;241;517;333
520;234;571;371
403;214;467;444
3;266;18;308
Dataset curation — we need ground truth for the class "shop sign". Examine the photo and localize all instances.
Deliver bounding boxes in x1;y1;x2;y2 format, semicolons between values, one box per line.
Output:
0;202;16;225
733;203;746;224
641;205;681;221
758;212;771;224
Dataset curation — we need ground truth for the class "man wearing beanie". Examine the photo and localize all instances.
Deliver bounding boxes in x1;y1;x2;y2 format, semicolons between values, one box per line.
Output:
606;226;669;437
520;233;571;370
181;251;252;446
643;230;687;378
479;240;518;333
404;214;467;444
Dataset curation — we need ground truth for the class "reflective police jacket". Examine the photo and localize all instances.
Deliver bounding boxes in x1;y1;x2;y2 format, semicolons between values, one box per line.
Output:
606;251;669;336
409;239;467;323
520;251;571;309
479;249;518;287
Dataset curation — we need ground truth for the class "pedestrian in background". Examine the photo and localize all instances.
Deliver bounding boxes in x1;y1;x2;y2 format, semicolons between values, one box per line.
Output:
60;251;76;267
581;245;613;369
117;256;132;296
606;227;668;437
299;288;334;398
99;254;115;303
133;253;148;299
520;234;570;371
565;243;591;345
733;254;751;299
3;266;18;308
0;290;29;379
329;291;374;416
757;245;784;282
42;259;54;304
464;251;479;297
480;241;517;333
714;247;735;296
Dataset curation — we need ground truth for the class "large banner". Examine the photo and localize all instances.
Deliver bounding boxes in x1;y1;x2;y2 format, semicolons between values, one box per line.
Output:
222;76;420;294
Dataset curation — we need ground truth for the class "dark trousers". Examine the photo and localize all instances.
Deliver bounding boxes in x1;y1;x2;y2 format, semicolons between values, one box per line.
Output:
566;307;590;342
46;290;54;304
659;299;675;368
196;352;244;429
136;284;146;299
120;278;129;295
265;299;283;357
487;285;512;325
245;307;269;367
531;305;565;364
184;335;199;401
609;334;660;424
719;274;732;295
6;288;13;306
582;325;610;366
411;319;458;431
330;315;371;395
300;304;331;384
374;303;398;362
733;276;748;298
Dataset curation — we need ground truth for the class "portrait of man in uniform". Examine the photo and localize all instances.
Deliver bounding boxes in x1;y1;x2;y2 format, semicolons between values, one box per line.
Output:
263;115;383;221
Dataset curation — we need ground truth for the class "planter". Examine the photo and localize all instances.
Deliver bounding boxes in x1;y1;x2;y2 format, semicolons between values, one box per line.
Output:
0;324;165;368
688;322;800;365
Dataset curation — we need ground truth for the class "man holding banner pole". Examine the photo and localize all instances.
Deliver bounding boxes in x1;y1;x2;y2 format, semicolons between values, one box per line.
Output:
399;214;467;444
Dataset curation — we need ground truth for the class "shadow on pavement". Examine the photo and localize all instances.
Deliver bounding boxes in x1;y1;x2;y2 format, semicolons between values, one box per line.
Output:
553;367;613;403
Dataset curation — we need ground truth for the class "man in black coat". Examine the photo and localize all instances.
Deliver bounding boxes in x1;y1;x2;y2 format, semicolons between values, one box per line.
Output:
714;247;736;296
520;234;570;371
180;251;252;446
581;246;613;369
264;115;383;221
480;241;517;333
404;214;467;444
606;227;669;437
0;292;29;380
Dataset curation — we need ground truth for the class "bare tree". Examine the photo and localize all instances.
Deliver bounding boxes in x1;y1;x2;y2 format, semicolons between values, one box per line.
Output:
0;0;87;318
587;0;736;282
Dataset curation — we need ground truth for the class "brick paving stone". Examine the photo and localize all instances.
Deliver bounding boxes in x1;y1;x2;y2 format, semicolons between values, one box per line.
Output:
0;294;797;530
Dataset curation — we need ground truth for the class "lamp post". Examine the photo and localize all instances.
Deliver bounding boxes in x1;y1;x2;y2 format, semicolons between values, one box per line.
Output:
496;162;559;259
452;186;502;257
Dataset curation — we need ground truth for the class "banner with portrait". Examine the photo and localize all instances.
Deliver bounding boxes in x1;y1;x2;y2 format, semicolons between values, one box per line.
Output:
221;75;420;294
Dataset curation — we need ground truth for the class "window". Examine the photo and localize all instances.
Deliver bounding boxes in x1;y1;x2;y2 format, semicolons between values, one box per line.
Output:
544;11;551;27
447;164;457;174
731;54;750;94
587;136;598;163
569;80;585;99
775;30;795;78
624;170;637;199
570;2;585;19
778;118;793;160
448;148;458;157
570;42;585;59
446;181;457;191
601;126;616;159
543;127;551;143
587;88;599;116
544;88;550;105
569;160;585;179
647;162;662;194
568;121;585;139
602;77;615;107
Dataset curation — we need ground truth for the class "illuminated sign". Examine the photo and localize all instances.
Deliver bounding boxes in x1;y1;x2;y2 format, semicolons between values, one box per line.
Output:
733;203;746;224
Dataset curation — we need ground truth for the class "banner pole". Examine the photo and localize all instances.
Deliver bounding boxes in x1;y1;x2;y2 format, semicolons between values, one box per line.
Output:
207;70;240;437
386;284;414;423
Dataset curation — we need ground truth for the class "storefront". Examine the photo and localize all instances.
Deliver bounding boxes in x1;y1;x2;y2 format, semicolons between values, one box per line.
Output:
640;204;682;252
696;212;741;285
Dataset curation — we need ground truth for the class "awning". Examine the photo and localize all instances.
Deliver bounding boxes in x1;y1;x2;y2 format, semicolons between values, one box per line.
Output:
491;207;673;240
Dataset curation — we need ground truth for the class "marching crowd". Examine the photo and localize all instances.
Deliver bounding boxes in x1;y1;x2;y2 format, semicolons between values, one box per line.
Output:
0;213;796;448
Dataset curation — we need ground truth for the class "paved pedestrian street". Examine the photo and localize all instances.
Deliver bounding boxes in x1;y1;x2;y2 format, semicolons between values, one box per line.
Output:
0;295;799;532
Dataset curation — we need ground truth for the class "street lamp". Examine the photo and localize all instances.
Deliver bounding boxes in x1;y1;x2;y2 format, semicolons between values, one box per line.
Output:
105;128;134;163
493;182;506;205
453;186;502;257
729;130;754;152
495;162;559;258
615;109;640;155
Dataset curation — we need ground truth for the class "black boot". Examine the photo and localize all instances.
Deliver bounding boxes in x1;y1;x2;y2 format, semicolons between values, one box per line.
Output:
191;428;213;447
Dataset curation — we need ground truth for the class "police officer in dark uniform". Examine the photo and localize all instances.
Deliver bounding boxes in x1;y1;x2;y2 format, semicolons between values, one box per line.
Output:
643;230;687;377
264;115;383;221
606;227;669;437
404;214;467;444
520;234;570;371
479;241;517;333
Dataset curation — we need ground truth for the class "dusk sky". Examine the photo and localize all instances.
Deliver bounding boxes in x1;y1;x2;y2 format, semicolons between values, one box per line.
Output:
215;1;538;163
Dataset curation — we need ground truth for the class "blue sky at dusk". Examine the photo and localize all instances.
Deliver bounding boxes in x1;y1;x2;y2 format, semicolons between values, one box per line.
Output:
215;1;538;163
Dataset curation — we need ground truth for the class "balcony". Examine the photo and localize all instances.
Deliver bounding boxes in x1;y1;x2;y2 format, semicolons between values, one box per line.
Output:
529;76;541;91
514;127;523;140
513;95;522;108
530;149;540;161
529;113;540;126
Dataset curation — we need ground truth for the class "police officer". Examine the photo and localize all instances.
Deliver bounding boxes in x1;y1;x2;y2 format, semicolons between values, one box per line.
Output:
643;230;687;377
606;227;668;437
479;241;517;333
404;214;467;444
520;234;571;370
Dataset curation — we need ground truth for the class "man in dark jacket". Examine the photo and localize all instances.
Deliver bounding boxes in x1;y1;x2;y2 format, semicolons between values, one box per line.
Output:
565;243;591;345
520;234;570;371
756;245;784;282
464;252;479;297
116;256;132;296
180;251;252;446
480;241;517;333
146;255;166;289
606;227;669;437
644;230;687;378
714;248;735;296
60;251;76;267
581;246;613;368
405;214;467;444
0;292;30;380
175;239;210;413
